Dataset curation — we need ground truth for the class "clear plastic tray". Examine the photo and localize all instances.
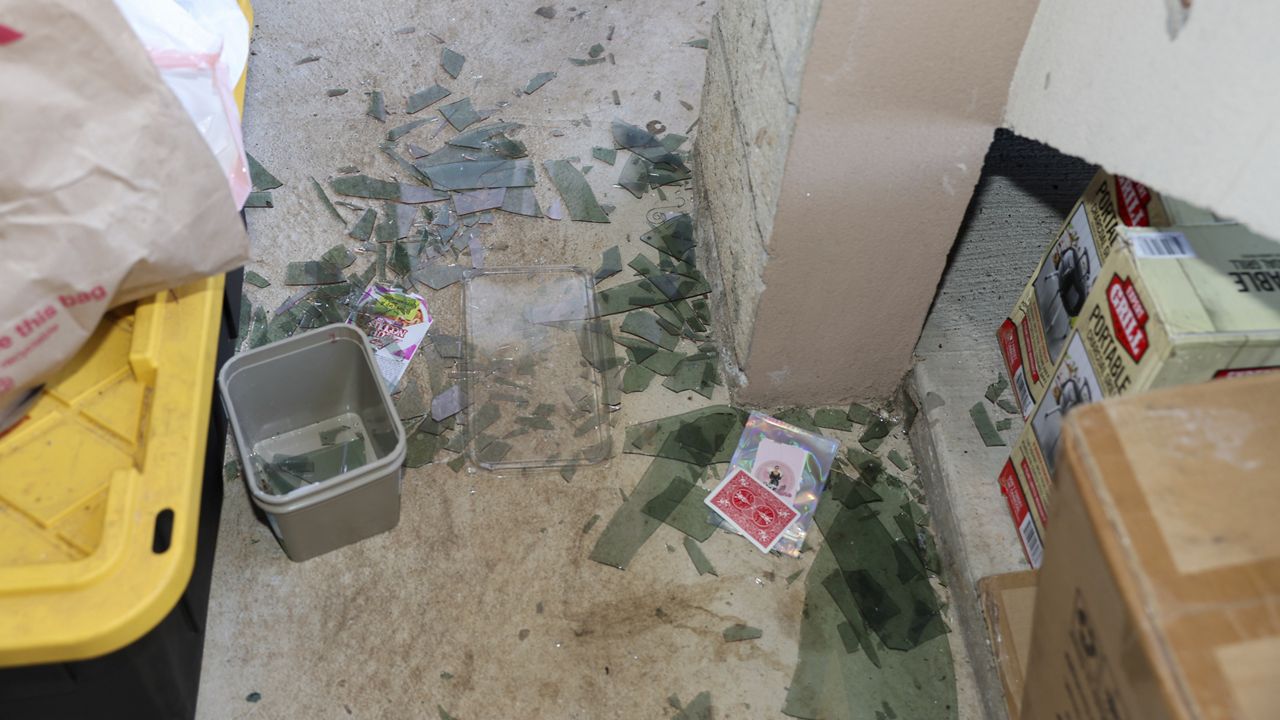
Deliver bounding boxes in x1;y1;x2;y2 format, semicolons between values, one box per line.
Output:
461;267;612;470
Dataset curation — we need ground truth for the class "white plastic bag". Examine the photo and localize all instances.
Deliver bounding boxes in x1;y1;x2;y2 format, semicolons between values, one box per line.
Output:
113;0;251;208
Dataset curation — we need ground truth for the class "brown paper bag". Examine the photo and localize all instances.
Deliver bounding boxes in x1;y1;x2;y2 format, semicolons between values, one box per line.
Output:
0;0;249;414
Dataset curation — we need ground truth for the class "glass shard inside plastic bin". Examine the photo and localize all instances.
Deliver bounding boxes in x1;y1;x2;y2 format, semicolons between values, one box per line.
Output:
462;267;611;470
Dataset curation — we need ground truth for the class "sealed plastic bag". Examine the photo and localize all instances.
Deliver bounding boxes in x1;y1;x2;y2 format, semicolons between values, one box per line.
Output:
0;1;249;418
114;0;251;207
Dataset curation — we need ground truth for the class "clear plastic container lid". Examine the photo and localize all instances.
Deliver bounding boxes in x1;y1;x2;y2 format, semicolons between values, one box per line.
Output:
461;266;613;470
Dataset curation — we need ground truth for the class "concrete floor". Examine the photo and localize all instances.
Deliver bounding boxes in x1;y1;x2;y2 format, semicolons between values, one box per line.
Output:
908;131;1096;720
197;1;977;718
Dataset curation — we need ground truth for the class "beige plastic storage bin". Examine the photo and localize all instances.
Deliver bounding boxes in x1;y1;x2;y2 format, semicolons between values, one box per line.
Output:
219;324;405;561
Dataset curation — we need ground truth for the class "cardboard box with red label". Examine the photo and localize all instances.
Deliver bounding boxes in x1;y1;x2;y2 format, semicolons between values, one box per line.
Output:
999;222;1280;566
996;171;1221;417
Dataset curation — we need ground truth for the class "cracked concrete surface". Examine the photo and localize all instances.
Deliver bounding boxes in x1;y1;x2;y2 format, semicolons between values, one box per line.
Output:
199;1;980;717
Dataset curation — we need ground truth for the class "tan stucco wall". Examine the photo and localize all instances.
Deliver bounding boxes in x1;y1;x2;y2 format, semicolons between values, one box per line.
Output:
1006;1;1280;242
694;1;821;385
698;0;1041;406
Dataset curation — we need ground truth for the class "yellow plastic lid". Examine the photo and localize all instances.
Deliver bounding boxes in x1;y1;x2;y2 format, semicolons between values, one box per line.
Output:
0;278;224;667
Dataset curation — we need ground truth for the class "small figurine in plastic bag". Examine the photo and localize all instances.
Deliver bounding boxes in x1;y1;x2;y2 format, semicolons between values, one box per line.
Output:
705;412;839;556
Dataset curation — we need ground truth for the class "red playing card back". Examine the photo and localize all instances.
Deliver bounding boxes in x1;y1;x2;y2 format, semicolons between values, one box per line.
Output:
705;469;799;553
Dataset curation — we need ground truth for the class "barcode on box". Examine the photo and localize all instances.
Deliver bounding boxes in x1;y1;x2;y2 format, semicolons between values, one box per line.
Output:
1014;368;1033;418
1019;514;1044;568
1131;231;1194;259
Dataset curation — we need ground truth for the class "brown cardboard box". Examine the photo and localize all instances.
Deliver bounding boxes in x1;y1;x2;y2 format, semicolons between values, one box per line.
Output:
1021;374;1280;720
979;571;1038;720
999;222;1280;565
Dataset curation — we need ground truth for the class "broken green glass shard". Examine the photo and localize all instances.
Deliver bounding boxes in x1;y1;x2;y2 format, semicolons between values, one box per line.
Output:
660;134;688;152
684;38;709;49
640;213;696;263
622;405;746;466
847;403;877;425
591;147;617;166
673;691;712;720
244;270;270;288
683;536;717;576
403;431;440;468
582;514;601;533
375;204;398;243
284;261;344;286
320;245;355;270
813;408;854;431
524;71;556;94
859;415;894;452
244;191;273;208
985;375;1009;403
246;152;283;191
821;570;882;667
775;408;817;432
366;90;387;122
620;311;678;350
236;297;253;346
591;274;706;313
387;119;431;142
622;364;656;393
836;621;862;654
662;358;713;395
423;159;535;191
969;402;1005;447
453;188;507;215
587;43;605;58
388;241;411;276
642;477;715;541
413;143;506;168
888;450;910;471
447;122;521;150
568;57;605;66
826;471;881;511
995;418;1012;432
628;252;663;279
641;348;685;376
348;209;376;241
326;88;348;97
378;142;434;185
617;154;651;198
310;177;345;224
543;159;609;223
399;183;448;204
589;458;702;570
997;398;1020;415
515;415;555;431
270;438;366;484
475;438;513;465
440;48;465;78
612;120;690;170
439;97;481;131
248;306;269;348
331;174;400;200
594;246;622;283
722;624;762;643
432;384;467;421
497;186;542;217
407;84;451;114
485;133;528;159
